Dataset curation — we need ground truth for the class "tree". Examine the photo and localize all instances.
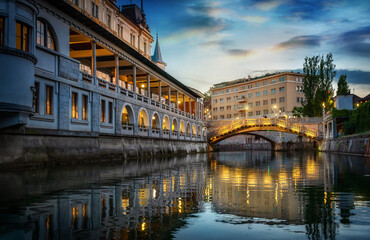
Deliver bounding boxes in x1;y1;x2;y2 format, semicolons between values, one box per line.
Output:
337;74;351;95
292;106;303;117
302;53;336;117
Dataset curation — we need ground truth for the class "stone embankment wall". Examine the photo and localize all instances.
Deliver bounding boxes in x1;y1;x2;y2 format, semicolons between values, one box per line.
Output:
0;133;208;167
320;134;370;155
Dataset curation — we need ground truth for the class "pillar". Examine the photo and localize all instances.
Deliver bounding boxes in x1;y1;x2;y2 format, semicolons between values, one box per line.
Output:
147;74;150;98
132;65;137;95
91;41;97;79
189;98;192;116
176;91;179;109
158;80;162;104
115;55;119;85
168;86;171;106
183;95;186;113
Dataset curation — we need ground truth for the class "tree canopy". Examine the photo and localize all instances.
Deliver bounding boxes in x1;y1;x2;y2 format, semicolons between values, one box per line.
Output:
337;74;351;95
302;53;335;117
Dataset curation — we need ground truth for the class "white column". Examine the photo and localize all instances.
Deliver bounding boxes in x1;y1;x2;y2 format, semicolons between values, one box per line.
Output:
132;65;136;96
147;74;150;98
168;86;171;106
176;91;179;109
159;80;162;104
115;55;119;85
91;41;97;78
183;95;186;113
189;98;192;116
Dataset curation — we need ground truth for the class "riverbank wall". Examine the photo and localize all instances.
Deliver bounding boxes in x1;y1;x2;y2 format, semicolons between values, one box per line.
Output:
0;131;208;167
320;134;370;156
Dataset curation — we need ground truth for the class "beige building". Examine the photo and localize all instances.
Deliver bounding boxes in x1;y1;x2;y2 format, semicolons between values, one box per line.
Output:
211;72;305;121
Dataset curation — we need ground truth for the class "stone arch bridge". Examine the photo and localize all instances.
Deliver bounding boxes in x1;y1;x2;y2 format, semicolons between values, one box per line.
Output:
208;117;323;150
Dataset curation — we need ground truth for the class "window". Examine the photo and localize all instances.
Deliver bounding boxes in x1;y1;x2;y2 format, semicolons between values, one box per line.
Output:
256;111;261;116
36;19;56;50
213;107;217;112
279;77;285;82
263;109;268;115
220;98;224;103
220;115;225;119
255;101;260;106
280;107;285;112
234;105;238;109
263;90;268;95
82;95;88;120
227;97;231;102
279;87;285;92
117;24;123;38
213;91;218;95
46;86;53;115
248;93;253;98
263;81;268;86
271;79;276;84
227;114;231;119
0;17;4;46
271;98;276;104
234;88;238;91
271;88;276;94
16;22;29;52
220;107;224;111
91;2;99;18
72;92;78;119
144;42;147;54
101;100;106;122
107;14;111;28
213;99;217;104
248;102;253;107
233;96;238;100
297;97;300;103
248;85;253;89
241;112;246;117
227;106;231;110
255;83;260;87
74;0;79;6
255;92;260;97
220;90;224;94
242;86;246;90
248;111;253;116
263;100;268;105
108;102;113;123
33;82;40;113
234;113;238;118
279;97;285;103
213;116;218;120
226;89;230;93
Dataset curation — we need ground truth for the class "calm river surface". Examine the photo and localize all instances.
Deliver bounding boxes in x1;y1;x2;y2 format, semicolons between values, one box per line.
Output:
0;151;370;240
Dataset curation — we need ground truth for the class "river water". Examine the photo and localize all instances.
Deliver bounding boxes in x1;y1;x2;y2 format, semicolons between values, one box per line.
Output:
0;151;369;240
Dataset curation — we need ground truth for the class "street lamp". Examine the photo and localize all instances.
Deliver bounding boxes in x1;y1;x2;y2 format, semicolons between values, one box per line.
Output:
273;105;277;118
245;106;248;119
322;102;325;116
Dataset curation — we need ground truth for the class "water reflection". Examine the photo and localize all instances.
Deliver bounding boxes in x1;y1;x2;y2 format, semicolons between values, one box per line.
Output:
0;152;369;239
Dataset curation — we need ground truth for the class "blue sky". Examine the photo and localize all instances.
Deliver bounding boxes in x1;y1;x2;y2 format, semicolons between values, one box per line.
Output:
117;0;370;97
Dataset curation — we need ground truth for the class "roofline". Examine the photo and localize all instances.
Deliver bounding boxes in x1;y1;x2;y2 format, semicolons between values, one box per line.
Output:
212;72;306;90
46;0;202;99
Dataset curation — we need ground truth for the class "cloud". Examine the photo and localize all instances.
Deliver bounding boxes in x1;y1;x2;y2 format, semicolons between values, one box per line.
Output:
226;49;253;57
274;35;321;50
241;15;268;24
200;39;232;48
336;26;370;58
253;0;285;11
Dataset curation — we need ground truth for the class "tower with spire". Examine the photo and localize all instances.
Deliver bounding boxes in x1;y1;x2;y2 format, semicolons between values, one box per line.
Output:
151;33;167;70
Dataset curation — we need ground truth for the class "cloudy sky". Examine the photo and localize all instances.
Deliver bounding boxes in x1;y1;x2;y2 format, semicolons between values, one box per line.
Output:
117;0;370;97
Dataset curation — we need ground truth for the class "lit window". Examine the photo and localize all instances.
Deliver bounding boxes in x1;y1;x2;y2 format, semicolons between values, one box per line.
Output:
101;100;106;122
37;19;56;50
16;22;29;52
72;92;78;119
46;86;53;115
82;95;88;120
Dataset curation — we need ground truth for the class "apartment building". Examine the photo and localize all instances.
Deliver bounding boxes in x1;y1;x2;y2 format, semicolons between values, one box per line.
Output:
211;72;305;121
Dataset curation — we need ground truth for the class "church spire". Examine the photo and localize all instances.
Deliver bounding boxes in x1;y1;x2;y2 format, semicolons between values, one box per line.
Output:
152;33;166;70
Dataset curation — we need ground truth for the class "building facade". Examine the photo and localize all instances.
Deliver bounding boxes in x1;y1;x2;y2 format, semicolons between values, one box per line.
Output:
210;72;305;121
0;0;206;150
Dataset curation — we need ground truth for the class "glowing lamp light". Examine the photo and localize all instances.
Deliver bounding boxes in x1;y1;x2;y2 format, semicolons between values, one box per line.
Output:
141;84;145;88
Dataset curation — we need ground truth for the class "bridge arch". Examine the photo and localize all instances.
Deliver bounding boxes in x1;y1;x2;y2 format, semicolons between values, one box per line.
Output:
180;120;185;133
121;104;135;126
192;123;197;136
186;122;191;135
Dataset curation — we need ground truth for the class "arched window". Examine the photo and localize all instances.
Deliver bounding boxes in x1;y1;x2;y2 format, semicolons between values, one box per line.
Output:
36;19;56;51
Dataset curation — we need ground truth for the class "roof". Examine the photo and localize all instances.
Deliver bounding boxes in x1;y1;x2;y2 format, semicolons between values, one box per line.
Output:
46;0;202;99
213;72;306;89
152;34;165;64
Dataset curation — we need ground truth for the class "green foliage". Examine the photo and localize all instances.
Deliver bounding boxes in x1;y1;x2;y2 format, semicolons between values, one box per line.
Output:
203;88;212;100
302;53;335;117
343;101;370;135
337;74;351;95
331;108;352;118
292;106;303;117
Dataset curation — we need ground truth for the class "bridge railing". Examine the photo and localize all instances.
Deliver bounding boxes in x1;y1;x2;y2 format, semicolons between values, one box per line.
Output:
214;117;321;140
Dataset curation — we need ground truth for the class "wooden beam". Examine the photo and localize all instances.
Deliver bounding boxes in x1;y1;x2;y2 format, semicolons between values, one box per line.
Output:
70;49;113;58
97;60;133;68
